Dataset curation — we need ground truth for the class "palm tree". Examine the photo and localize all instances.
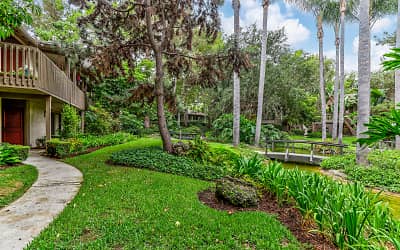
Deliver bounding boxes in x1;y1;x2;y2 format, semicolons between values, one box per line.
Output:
338;0;346;145
396;0;400;149
255;0;271;147
356;0;370;165
232;0;240;146
286;0;329;141
324;1;341;141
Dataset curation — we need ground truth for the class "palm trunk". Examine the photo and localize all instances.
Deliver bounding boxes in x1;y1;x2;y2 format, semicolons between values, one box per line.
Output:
155;50;173;153
317;14;327;141
395;0;400;149
332;23;340;141
255;0;269;147
338;0;346;145
356;0;371;165
232;0;240;146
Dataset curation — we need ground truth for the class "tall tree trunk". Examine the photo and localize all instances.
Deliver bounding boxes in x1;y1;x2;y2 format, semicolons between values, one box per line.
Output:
145;0;172;153
317;14;327;141
255;0;269;147
332;23;340;141
232;0;240;146
357;0;371;165
338;0;346;144
155;51;173;152
396;0;400;149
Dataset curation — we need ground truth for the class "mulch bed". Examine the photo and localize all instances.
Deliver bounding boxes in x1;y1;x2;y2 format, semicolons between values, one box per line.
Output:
198;189;337;250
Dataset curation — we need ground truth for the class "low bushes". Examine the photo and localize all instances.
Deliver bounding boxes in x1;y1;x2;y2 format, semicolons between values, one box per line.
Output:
233;159;400;249
0;144;30;165
109;147;227;180
46;132;135;158
321;150;400;192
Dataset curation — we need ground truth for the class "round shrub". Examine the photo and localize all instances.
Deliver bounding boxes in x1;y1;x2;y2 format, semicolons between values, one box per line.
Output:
215;176;259;207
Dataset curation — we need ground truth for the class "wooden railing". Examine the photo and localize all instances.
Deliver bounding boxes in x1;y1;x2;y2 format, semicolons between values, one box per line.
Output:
266;140;348;157
0;42;85;110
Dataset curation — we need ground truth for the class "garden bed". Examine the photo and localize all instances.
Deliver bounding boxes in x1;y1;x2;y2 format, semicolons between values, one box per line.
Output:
199;189;337;250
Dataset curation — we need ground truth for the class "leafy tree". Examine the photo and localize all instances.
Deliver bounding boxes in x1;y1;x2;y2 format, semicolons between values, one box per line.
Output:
0;0;39;39
78;0;224;153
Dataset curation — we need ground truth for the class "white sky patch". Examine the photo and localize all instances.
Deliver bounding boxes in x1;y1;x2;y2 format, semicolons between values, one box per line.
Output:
220;1;311;46
372;16;395;34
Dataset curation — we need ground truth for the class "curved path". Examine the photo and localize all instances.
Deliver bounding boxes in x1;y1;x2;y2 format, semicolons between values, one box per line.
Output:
0;151;82;250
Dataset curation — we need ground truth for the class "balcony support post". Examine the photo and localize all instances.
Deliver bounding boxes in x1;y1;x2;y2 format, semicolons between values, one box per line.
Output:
45;96;52;140
81;110;85;133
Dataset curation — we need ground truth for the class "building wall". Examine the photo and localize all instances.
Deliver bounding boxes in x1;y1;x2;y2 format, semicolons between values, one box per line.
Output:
28;99;46;147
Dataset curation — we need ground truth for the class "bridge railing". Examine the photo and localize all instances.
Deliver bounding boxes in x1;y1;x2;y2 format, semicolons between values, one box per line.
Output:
265;140;349;158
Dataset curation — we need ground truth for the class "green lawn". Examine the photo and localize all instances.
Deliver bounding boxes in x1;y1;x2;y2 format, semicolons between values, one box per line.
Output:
27;138;304;249
0;165;38;208
289;135;357;146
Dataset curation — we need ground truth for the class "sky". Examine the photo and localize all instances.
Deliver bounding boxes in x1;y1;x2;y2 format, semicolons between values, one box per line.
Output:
219;0;396;72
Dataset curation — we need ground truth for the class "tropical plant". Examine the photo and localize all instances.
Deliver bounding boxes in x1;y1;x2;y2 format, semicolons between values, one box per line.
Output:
383;48;400;71
358;108;400;146
232;154;264;178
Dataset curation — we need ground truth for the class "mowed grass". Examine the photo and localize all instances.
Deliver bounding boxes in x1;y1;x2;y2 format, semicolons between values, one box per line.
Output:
0;165;38;208
27;138;303;249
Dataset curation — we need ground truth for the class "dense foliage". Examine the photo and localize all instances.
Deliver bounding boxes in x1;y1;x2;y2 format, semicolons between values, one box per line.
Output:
322;150;400;193
358;108;400;146
46;132;135;158
85;105;114;135
235;159;400;249
0;0;38;39
109;147;227;181
212;114;288;144
61;105;81;139
0;144;30;166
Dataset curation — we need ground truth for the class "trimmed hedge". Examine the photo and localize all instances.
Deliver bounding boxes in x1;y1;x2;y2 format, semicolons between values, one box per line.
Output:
109;147;227;180
0;144;30;165
46;132;136;158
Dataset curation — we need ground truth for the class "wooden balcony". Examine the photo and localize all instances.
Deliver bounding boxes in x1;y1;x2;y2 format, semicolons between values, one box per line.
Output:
0;42;85;110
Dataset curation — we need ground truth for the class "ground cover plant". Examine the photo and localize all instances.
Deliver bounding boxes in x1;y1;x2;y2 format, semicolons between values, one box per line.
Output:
109;147;227;180
27;138;304;249
0;165;37;208
321;150;400;193
233;159;400;249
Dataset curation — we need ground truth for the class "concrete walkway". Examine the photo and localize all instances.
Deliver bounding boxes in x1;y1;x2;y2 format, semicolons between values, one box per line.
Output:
0;151;82;250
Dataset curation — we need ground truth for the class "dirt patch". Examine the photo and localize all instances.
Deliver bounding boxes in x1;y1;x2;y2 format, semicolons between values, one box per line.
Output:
79;228;98;242
198;189;337;250
0;181;23;196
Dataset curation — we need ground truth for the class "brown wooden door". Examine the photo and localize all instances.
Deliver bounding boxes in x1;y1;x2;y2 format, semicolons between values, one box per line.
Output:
2;106;24;145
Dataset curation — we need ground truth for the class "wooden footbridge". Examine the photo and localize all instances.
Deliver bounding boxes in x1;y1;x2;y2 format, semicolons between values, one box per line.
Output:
265;140;348;165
